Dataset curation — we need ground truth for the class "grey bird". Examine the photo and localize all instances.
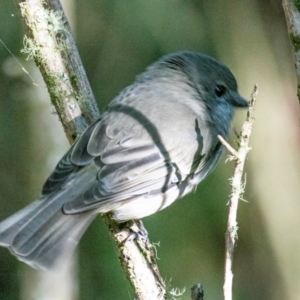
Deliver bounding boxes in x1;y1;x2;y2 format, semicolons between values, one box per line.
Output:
0;51;248;270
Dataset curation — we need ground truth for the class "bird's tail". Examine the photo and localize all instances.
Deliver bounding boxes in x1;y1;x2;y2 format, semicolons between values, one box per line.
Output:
0;194;96;270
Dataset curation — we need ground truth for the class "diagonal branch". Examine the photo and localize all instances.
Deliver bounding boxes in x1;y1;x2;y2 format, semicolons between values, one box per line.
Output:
282;0;300;103
17;0;165;299
19;0;99;141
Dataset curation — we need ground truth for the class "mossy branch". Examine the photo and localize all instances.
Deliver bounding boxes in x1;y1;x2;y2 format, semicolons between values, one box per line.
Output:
282;0;300;103
19;0;99;141
17;0;165;299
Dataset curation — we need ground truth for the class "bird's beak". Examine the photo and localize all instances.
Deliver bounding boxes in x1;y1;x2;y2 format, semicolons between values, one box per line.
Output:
231;92;249;108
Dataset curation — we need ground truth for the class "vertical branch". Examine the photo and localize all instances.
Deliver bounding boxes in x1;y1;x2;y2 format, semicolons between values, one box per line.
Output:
218;85;258;300
282;0;300;103
17;0;165;299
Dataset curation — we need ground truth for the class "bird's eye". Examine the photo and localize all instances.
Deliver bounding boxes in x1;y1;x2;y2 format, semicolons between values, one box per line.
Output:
215;84;226;97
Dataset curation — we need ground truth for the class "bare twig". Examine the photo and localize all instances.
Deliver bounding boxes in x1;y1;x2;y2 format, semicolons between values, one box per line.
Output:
17;1;165;299
217;135;238;157
282;0;300;102
218;85;258;300
191;284;204;300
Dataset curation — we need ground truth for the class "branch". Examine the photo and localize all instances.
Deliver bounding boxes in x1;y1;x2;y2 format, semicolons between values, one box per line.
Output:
191;284;204;300
218;85;258;300
282;0;300;103
17;1;165;299
103;217;165;300
19;0;99;141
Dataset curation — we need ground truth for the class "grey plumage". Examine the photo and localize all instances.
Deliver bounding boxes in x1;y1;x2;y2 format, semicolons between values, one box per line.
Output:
0;51;248;270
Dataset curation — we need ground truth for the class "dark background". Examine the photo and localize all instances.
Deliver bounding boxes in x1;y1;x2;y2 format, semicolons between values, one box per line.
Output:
0;1;300;299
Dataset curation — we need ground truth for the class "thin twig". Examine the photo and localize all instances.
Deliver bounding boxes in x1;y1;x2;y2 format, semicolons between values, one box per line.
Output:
191;284;204;300
217;135;238;157
17;1;165;299
219;85;258;300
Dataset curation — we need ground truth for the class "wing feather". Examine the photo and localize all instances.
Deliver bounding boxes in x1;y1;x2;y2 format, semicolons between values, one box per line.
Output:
43;91;215;216
41;120;101;196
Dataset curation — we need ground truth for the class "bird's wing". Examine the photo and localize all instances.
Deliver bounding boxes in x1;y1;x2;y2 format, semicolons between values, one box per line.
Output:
61;105;207;214
41;119;101;196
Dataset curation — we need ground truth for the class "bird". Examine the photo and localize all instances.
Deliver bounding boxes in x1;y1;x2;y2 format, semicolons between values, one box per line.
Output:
0;51;248;270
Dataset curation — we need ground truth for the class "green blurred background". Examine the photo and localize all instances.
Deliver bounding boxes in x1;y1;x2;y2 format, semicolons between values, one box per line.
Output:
0;0;300;299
